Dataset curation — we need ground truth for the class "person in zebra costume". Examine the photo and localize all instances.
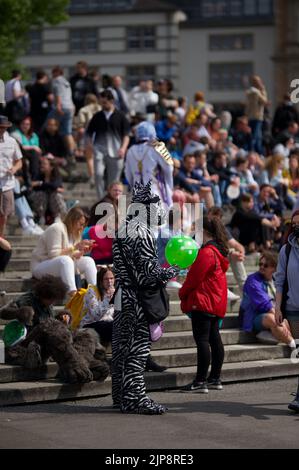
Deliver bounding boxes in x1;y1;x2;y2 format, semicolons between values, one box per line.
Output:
112;181;179;414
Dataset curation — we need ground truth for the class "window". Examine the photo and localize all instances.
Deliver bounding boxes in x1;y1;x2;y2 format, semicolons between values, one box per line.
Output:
69;29;98;53
201;0;273;18
126;65;156;89
70;0;133;12
210;34;253;50
127;26;156;50
243;0;256;15
27;30;42;55
209;62;253;90
258;0;272;14
230;0;242;16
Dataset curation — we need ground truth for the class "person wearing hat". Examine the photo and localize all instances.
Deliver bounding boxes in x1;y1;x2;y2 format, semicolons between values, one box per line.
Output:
0;115;23;236
125;121;174;210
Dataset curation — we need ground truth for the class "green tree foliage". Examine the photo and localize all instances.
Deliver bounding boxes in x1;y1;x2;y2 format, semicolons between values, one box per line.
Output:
0;0;70;79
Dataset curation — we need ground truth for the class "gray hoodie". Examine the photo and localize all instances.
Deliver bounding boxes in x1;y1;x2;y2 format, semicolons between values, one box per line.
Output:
275;234;299;311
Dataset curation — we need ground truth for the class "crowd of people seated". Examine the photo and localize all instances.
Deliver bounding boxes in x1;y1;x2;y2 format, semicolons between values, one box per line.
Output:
1;63;299;408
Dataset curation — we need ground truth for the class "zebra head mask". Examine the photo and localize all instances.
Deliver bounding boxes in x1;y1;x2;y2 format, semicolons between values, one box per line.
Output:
129;181;166;228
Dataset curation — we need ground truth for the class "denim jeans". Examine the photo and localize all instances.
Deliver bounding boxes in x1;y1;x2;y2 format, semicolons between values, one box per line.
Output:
249;119;264;155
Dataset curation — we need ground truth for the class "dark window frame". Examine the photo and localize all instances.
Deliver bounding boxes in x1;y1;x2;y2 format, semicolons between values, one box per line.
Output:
201;0;273;19
126;26;156;51
209;62;254;91
209;33;254;51
69;0;133;13
69;28;99;53
26;30;43;55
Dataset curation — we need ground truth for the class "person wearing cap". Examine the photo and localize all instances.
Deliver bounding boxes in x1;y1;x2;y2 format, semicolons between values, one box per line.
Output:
0;115;23;236
125;121;174;209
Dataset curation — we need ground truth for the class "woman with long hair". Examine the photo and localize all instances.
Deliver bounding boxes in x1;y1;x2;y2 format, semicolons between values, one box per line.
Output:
11;116;41;179
79;267;115;345
179;216;229;393
282;153;299;208
275;209;299;412
31;207;96;296
261;155;289;201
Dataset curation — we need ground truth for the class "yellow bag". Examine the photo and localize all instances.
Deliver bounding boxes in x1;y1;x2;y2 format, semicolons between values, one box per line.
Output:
66;285;100;331
65;287;88;331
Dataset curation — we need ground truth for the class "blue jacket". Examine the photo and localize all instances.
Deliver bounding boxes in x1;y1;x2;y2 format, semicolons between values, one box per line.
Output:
240;272;273;332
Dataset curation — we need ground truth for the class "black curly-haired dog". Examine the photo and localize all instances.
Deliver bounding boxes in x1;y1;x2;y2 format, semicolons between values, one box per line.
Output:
1;307;110;384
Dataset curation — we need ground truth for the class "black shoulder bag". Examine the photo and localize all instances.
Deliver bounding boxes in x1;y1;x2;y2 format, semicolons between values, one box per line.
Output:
281;242;292;318
116;238;170;324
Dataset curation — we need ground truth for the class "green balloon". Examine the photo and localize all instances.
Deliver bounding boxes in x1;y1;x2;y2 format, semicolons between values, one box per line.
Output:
165;235;199;269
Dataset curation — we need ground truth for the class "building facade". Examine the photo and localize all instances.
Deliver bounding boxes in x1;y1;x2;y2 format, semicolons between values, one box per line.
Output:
19;0;289;112
20;0;185;91
273;0;299;103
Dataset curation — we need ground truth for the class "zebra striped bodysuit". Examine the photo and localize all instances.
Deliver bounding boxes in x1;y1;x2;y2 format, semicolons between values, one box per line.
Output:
112;189;178;414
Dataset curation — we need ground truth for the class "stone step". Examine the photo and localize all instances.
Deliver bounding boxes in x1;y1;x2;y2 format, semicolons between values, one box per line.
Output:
0;313;240;330
150;344;290;368
0;274;244;297
150;329;256;350
5;260;32;271
0;288;240;316
0;358;297;406
0;323;253;349
164;314;240;332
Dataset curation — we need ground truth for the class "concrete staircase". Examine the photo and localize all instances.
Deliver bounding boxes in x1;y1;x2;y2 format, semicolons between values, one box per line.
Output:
0;181;297;406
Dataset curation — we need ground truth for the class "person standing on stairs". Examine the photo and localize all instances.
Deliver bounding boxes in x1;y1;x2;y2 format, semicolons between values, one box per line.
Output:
112;182;179;414
207;206;247;301
275;210;299;413
179;216;229;393
0;115;23;237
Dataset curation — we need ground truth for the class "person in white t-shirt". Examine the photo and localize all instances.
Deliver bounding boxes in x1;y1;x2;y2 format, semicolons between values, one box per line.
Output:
5;70;24;104
0;116;23;236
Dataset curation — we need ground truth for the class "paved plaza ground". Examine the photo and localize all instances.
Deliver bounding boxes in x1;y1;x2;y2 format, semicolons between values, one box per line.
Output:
0;377;298;449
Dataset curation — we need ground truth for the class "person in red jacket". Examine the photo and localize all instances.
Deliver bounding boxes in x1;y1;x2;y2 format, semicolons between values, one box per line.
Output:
179;216;229;393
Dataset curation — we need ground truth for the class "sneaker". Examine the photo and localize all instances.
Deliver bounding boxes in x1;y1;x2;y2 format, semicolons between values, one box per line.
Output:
167;280;182;289
288;399;299;413
181;381;208;393
207;378;223;390
227;289;240;301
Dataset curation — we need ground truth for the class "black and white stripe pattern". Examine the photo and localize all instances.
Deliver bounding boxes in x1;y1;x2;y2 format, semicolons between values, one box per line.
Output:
111;198;178;414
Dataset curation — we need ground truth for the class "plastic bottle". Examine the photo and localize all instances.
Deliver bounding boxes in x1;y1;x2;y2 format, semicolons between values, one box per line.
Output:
0;339;5;364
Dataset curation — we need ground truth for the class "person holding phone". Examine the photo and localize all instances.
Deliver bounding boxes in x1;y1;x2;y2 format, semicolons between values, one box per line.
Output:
31;207;97;296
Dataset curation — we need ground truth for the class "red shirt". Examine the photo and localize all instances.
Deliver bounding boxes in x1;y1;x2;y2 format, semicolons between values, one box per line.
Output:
179;243;229;318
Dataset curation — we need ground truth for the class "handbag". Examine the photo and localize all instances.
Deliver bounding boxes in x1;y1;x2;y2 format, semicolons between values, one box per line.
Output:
116;238;170;324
